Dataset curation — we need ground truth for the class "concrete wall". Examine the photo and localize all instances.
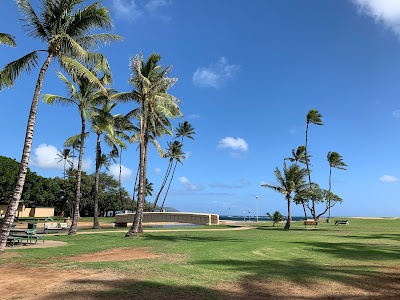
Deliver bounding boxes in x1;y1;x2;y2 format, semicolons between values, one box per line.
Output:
115;212;219;225
0;205;54;218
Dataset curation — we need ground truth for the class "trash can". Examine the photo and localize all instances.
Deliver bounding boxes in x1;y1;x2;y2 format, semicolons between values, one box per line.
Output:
27;223;37;229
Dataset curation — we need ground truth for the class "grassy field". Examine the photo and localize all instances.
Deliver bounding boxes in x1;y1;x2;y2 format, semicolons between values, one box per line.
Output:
1;218;399;299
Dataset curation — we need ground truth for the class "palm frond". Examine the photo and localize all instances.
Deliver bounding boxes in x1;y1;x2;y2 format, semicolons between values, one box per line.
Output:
0;33;16;47
0;51;40;90
17;0;47;40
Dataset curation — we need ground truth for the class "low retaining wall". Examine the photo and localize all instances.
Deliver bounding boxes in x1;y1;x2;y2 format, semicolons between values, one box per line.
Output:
115;212;219;226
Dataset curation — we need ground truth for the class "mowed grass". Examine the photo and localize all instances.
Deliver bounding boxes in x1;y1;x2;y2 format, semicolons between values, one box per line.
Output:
2;218;400;298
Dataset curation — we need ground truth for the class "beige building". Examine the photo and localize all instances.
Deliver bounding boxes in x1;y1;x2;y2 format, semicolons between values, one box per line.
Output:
0;205;54;218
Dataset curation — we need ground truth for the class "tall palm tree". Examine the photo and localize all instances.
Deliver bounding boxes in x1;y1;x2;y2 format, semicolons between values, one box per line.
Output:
56;148;74;179
0;0;121;253
0;33;16;48
160;141;185;211
304;109;323;220
153;141;183;211
261;162;307;229
326;151;347;222
125;53;182;237
43;69;109;235
158;121;195;210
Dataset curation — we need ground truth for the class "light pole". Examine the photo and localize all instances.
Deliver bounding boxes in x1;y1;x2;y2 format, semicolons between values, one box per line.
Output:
243;210;246;222
256;196;259;222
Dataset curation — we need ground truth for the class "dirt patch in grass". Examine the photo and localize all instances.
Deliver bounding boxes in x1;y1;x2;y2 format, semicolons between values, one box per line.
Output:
68;247;160;262
6;240;67;250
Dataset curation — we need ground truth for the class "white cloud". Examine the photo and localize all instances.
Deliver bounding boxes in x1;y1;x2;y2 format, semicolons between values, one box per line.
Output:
353;0;400;36
30;144;92;171
392;109;400;118
108;164;133;183
379;174;399;182
217;137;248;152
192;57;239;89
30;144;63;169
154;167;162;175
112;0;171;22
30;144;92;172
112;0;143;21
179;176;201;191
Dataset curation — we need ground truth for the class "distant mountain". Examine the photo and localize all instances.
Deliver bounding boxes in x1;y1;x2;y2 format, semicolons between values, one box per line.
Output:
163;207;180;212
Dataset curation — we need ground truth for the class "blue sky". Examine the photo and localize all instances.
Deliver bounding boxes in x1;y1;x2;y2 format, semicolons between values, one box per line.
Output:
1;0;399;217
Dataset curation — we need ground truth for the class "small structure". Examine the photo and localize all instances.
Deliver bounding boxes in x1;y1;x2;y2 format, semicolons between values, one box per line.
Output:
115;212;220;226
0;204;54;218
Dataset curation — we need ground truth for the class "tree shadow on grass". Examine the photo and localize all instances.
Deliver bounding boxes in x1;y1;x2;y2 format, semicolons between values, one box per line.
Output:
143;233;244;243
291;240;400;261
42;260;400;300
343;233;400;242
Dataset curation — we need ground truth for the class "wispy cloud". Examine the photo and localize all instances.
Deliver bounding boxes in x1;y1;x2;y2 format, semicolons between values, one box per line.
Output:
217;137;248;152
108;164;133;183
154;167;162;175
352;0;400;36
192;57;239;89
379;174;399;182
179;176;202;191
30;144;91;171
392;109;400;118
112;0;172;22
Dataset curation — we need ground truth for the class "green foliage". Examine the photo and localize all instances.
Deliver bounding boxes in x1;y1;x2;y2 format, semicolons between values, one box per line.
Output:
0;156;60;206
266;211;284;227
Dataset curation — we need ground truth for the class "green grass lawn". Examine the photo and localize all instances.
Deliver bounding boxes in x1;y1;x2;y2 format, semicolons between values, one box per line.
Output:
2;218;399;299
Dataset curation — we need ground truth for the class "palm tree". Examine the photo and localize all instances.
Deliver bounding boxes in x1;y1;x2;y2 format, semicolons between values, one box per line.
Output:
326;151;347;222
285;145;311;219
304;109;323;220
0;0;121;252
160;141;185;211
156;121;195;211
261;162;307;229
56;148;74;179
125;53;182;237
266;211;284;227
0;33;16;48
43;69;109;235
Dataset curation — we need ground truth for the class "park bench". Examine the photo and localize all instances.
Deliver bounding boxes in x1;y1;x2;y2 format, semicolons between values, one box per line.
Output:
6;236;22;247
335;220;349;225
304;220;319;228
44;222;69;234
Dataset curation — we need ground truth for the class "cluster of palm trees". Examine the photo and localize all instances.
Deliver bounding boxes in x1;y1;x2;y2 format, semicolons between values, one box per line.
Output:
262;109;347;229
0;0;191;252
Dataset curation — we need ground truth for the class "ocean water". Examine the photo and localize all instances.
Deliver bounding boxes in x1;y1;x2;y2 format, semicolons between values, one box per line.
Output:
220;215;306;222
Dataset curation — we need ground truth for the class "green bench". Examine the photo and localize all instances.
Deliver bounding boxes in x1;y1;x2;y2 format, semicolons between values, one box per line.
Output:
6;236;22;247
335;220;349;225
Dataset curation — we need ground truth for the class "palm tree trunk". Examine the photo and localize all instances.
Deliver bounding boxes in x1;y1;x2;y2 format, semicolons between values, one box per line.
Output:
304;122;316;220
126;106;148;237
327;166;332;222
119;146;123;210
302;202;308;219
0;53;53;254
284;196;291;230
93;133;101;229
153;161;172;211
161;160;178;210
69;110;86;235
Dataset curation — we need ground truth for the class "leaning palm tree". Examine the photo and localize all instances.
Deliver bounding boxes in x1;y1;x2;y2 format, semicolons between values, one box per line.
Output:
0;0;121;253
304;109;323;220
261;162;307;229
125;53;182;238
160;141;185;211
43;69;109;235
326;151;347;222
0;33;16;48
56;148;74;179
